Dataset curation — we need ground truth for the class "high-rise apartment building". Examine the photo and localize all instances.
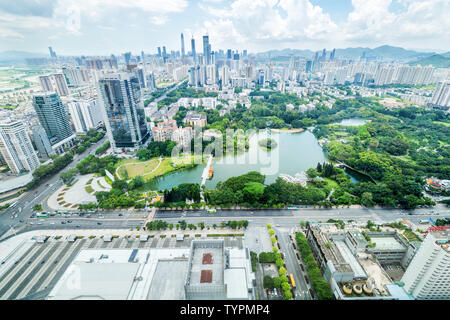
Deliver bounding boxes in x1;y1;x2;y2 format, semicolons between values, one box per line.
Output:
67;99;103;134
401;227;450;299
0;121;40;174
430;81;450;108
62;66;90;87
39;74;69;96
97;72;150;152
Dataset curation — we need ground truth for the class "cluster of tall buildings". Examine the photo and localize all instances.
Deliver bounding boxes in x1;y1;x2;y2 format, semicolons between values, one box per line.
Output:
430;81;450;108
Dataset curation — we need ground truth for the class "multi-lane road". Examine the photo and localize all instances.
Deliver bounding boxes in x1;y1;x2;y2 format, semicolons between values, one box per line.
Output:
0;136;108;239
3;204;447;240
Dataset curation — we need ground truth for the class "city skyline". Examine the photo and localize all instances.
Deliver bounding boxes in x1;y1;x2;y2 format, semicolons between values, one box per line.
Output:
0;0;449;55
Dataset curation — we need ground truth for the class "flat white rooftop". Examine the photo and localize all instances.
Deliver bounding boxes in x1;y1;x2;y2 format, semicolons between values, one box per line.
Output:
224;268;248;299
48;262;140;300
371;236;405;251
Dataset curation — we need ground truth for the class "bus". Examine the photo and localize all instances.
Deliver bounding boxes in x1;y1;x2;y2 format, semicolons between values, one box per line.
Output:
289;274;296;289
36;212;49;218
207;209;216;213
9;201;18;208
287;207;299;211
87;210;97;214
57;210;68;214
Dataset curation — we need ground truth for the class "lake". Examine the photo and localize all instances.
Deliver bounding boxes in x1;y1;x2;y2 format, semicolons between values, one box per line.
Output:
149;130;327;190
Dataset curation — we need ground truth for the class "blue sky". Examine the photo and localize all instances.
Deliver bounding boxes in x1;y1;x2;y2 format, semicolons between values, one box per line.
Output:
0;0;448;55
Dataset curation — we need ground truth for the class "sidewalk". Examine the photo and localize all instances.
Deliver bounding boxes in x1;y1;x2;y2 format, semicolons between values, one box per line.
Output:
47;174;97;211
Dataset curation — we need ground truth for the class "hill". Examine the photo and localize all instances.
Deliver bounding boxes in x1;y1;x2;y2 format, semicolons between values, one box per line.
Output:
257;45;434;61
0;51;48;63
408;54;450;68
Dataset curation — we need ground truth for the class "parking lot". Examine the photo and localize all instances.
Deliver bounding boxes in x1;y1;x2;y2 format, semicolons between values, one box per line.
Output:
0;234;243;300
382;263;405;282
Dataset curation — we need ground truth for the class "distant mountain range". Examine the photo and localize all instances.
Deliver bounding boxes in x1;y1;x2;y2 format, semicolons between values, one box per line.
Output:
258;45;436;61
408;54;450;68
0;51;48;63
1;46;448;66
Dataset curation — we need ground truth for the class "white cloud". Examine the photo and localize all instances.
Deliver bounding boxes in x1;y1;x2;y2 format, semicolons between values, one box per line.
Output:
198;0;450;51
149;16;168;26
0;27;24;39
198;0;338;50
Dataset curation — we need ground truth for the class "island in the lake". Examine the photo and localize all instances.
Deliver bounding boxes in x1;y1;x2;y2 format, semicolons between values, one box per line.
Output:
258;138;278;150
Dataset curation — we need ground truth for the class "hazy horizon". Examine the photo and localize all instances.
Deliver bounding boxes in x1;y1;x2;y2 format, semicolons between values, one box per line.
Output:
0;0;449;56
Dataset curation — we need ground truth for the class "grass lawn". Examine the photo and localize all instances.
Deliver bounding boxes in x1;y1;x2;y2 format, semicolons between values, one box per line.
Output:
402;230;422;242
85;186;94;194
116;158;160;179
116;155;204;182
324;178;339;189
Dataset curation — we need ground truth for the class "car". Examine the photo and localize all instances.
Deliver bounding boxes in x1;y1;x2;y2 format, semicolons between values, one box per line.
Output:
37;222;43;225
118;214;123;216
97;222;102;225
19;220;24;223
75;225;80;228
275;224;280;227
61;221;66;224
99;216;104;219
50;222;55;225
67;220;72;223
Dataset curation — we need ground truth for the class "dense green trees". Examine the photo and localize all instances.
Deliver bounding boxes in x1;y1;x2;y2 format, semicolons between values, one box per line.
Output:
95;141;110;155
77;155;118;175
60;168;78;185
163;183;201;203
295;232;334;300
137;141;177;160
27;153;74;189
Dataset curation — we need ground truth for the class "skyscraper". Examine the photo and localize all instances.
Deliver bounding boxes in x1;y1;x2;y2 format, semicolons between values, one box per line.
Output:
330;48;336;61
191;37;196;64
306;60;313;73
48;46;57;58
97;72;150;152
227;49;232;59
0;121;40;174
157;47;162;57
181;33;185;58
32;125;53;158
203;35;210;65
401;227;450;299
32;92;74;146
123;52;132;65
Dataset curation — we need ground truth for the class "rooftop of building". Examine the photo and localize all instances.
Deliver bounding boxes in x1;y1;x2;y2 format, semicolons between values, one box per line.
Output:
187;246;224;286
368;234;407;251
427;226;450;252
309;225;353;274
